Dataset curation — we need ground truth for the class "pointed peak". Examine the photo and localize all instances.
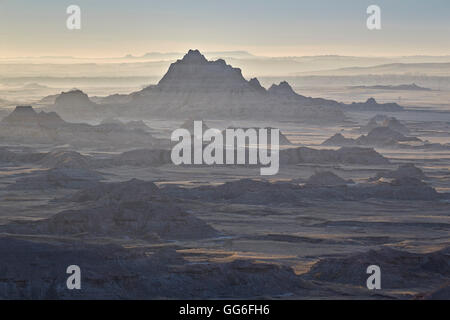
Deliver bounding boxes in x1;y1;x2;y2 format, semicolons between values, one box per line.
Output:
156;49;248;89
248;78;266;92
278;81;293;90
268;81;295;95
181;49;208;63
366;97;377;104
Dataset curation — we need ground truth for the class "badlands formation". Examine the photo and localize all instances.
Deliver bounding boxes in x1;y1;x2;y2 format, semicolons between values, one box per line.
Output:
0;50;449;299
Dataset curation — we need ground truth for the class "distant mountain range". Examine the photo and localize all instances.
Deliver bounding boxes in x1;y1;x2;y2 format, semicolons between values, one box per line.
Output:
1;53;450;78
0;51;256;61
297;63;450;76
349;83;431;91
125;51;256;60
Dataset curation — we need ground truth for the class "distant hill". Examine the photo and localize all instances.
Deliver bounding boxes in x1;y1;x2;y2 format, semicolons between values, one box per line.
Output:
1;105;65;127
295;63;450;76
322;126;421;148
2;54;450;78
54;89;96;109
342;98;403;112
130;51;256;61
350;83;431;91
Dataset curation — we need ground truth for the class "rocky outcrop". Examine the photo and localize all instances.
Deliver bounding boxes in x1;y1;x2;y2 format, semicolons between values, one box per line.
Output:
359;115;409;134
100;118;153;132
49;89;106;121
248;78;266;93
304;246;450;290
372;164;426;181
38;150;95;169
323;126;419;147
358;127;419;145
363;126;406;142
54;89;96;110
322;133;356;146
69;178;162;204
343;97;404;112
3;179;218;241
162;179;305;206
365;177;440;200
162;175;443;205
267;81;297;97
382;117;410;135
360;116;387;132
268;81;341;108
281;146;390;165
31;200;216;240
306;171;354;186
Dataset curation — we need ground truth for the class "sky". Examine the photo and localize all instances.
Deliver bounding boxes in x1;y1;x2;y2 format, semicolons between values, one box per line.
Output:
0;0;449;58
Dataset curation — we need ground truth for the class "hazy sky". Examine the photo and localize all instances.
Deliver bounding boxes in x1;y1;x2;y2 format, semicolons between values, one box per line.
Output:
0;0;449;58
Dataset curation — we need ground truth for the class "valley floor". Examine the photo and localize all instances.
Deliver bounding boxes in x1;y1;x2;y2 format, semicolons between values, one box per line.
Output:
0;108;449;299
